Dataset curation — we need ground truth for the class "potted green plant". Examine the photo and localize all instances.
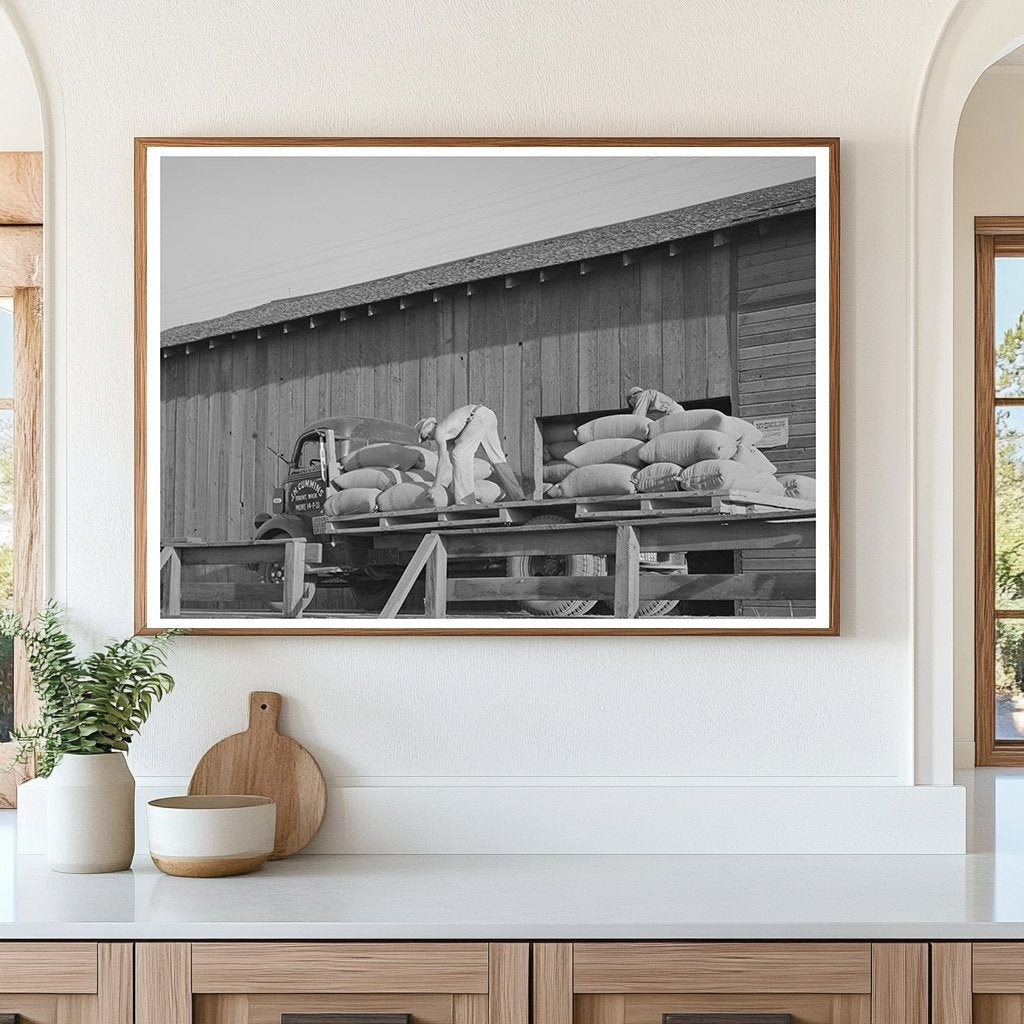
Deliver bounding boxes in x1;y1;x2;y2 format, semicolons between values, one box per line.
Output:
2;603;179;873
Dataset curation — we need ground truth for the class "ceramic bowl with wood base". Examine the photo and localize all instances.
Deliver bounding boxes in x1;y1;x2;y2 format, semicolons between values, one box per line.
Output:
147;795;276;877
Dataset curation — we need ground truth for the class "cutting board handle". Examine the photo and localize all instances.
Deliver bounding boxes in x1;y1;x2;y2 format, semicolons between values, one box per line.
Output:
248;691;282;734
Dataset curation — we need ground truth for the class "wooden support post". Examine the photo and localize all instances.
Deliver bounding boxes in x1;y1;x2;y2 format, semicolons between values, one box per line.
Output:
424;535;448;618
380;533;441;618
613;524;640;618
281;539;307;617
164;546;182;617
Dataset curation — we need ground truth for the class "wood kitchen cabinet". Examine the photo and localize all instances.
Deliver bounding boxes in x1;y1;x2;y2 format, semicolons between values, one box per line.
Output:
532;943;929;1024
932;943;1024;1024
0;943;132;1024
136;944;528;1024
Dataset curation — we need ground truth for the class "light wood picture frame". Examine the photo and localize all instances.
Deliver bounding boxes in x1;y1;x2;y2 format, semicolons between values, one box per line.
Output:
135;137;839;635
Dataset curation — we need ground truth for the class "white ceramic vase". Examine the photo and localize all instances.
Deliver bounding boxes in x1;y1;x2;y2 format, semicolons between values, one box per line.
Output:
46;752;135;873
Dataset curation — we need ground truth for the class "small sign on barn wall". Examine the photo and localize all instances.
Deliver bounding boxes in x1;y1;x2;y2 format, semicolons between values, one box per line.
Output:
751;415;790;448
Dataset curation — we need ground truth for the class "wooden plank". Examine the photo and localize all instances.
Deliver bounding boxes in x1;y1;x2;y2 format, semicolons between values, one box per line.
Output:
970;944;1024;991
136;944;191;1024
424;535;448;617
448;571;816;604
191;942;489;993
558;275;580;414
576;997;625;1024
538;281;561;416
0;225;42;294
452;292;470;409
489;943;529;1024
931;944;971;1024
613;524;641;617
668;246;693;399
595;263;620;409
534;944;573;1024
870;945;927;1024
707;239;734;400
0;152;42;224
572;942;870;994
0;943;97;993
436;296;455;419
453;995;488;1024
577;269;597;411
638;253;662;388
380;533;441;618
972;995;1024;1024
520;281;541;480
619;262;641;398
281;538;308;616
98;944;133;1024
738;301;816;326
503;282;524;477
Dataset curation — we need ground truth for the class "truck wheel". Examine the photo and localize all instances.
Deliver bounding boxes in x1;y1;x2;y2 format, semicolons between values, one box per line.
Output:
507;514;602;617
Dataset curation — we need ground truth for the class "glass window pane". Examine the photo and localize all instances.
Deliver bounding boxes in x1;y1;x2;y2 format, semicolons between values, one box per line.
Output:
0;306;12;400
996;256;1024;397
0;409;12;742
998;620;1024;740
996;407;1024;609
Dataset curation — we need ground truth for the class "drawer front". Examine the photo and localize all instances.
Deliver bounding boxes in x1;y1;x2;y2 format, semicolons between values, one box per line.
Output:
936;942;1024;1024
140;942;528;1024
0;942;99;994
0;943;130;1024
534;944;927;1024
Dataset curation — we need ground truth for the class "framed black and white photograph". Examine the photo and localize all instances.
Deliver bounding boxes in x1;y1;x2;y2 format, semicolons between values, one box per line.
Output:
135;137;839;635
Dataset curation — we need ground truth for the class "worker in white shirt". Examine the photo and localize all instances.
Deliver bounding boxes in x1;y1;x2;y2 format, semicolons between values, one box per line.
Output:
627;386;683;419
416;404;526;507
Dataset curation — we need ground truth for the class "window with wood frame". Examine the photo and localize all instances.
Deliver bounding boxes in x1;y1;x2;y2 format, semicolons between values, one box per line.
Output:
0;151;43;806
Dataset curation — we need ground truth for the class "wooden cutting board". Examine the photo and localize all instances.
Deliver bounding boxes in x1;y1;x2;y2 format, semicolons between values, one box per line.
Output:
188;691;326;859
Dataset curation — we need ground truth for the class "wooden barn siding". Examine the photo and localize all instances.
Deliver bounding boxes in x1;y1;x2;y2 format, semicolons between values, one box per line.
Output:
733;210;817;618
161;224;759;546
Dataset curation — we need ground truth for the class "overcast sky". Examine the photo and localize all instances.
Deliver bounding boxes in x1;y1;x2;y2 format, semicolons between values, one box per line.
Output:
160;152;814;329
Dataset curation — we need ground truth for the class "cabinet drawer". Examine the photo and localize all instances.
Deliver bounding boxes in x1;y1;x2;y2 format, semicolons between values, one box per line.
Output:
935;942;1024;1024
0;943;131;1024
139;942;528;1024
534;943;926;1024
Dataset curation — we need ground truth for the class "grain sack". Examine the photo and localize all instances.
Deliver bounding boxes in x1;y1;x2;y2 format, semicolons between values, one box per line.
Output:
547;463;637;498
638;430;738;467
634;462;682;493
778;474;816;502
542;444;553;463
648;408;762;445
473;458;493;480
377;482;437;512
576;414;650;443
753;474;786;497
410;445;439;474
543;421;579;444
542;461;575;484
548;440;580;461
474;479;503;504
677;459;765;493
333;467;401;491
323;488;380;516
401;468;436;485
565;437;644;468
343;442;423;472
732;443;777;475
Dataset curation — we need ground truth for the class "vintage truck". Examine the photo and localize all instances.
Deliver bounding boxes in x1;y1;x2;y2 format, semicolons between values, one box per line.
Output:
160;415;814;620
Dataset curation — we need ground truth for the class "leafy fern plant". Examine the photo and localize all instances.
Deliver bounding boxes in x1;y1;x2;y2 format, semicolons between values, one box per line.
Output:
1;603;179;777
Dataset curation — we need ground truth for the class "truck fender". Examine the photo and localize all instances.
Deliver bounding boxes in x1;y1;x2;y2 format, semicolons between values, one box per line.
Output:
254;515;314;543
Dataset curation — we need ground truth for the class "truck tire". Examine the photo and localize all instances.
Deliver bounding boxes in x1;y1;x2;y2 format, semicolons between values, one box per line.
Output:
507;514;602;617
352;581;392;612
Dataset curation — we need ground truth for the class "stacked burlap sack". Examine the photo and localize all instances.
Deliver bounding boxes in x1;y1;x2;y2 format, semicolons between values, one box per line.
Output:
543;410;815;503
322;442;506;517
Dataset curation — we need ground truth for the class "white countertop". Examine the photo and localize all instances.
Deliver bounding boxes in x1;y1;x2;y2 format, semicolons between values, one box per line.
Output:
0;769;1021;941
0;849;1021;940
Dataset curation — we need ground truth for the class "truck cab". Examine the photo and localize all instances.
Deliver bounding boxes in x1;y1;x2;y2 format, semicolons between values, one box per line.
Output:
254;416;420;539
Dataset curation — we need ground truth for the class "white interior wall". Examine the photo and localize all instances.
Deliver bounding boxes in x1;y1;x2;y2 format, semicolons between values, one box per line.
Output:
952;65;1024;768
0;14;39;151
0;0;977;852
